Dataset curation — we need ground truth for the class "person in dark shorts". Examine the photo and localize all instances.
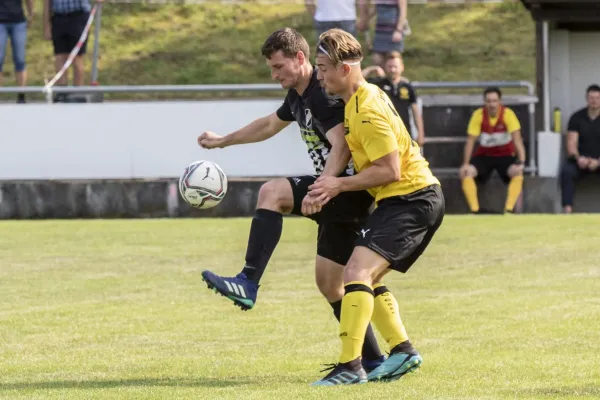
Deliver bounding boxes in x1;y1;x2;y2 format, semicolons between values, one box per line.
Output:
43;0;99;100
459;87;526;214
197;28;387;373
309;28;444;386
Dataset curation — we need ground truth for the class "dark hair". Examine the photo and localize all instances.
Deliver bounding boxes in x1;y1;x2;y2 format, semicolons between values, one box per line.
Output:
261;28;310;60
586;84;600;94
483;87;502;99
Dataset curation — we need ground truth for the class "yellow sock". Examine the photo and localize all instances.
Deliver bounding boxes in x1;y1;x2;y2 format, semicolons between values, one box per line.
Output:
461;177;479;212
339;282;374;363
372;283;409;350
505;175;523;212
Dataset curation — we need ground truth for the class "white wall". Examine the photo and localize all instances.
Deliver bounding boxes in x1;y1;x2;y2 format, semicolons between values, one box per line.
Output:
0;100;314;180
549;30;600;132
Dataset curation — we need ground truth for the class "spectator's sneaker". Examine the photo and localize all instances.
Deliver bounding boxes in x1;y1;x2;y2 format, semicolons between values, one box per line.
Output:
362;355;387;374
201;270;258;311
367;344;422;382
311;358;368;386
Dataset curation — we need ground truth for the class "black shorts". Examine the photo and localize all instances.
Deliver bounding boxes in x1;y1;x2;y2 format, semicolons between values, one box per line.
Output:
355;184;444;273
471;155;517;184
51;12;90;55
287;175;374;266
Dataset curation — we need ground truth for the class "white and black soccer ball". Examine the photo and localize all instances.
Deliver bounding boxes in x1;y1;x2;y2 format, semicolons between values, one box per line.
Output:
179;160;228;209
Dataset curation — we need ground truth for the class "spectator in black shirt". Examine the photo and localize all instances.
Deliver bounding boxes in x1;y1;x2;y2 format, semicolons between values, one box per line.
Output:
0;0;33;103
560;84;600;213
362;51;424;146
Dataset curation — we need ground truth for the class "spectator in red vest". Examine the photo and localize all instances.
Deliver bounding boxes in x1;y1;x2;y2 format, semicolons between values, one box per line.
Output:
560;84;600;213
459;87;526;213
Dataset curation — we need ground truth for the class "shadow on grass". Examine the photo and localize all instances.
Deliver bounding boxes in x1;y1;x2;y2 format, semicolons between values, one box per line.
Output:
0;377;252;390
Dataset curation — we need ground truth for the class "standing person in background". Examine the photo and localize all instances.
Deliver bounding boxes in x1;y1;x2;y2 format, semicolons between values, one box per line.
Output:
358;0;408;67
0;0;33;103
306;0;357;38
43;0;102;102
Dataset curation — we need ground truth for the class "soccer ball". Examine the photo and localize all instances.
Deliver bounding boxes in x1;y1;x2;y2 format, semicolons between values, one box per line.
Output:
179;160;228;209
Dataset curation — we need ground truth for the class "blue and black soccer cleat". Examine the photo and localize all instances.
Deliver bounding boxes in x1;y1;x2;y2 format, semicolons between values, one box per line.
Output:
362;355;387;374
312;359;368;386
367;346;422;382
201;270;258;311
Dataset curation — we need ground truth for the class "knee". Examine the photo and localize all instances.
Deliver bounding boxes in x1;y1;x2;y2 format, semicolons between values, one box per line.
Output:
257;179;292;212
316;274;344;302
460;165;477;180
343;257;373;286
507;165;523;178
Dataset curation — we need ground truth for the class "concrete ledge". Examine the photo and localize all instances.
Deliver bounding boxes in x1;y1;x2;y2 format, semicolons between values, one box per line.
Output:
0;176;568;219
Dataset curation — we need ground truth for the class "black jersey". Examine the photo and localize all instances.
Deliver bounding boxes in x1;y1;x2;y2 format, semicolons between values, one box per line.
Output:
367;77;417;129
276;67;354;175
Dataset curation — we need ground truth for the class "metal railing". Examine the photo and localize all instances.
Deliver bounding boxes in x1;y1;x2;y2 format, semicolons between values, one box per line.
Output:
0;80;538;175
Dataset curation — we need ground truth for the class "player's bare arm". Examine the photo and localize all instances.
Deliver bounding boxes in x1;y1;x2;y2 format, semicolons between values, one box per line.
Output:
511;130;526;168
321;123;352;177
308;151;400;206
301;122;351;216
198;112;291;149
411;103;426;146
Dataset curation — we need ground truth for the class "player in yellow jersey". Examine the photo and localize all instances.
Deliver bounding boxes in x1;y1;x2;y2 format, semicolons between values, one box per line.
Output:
306;29;445;386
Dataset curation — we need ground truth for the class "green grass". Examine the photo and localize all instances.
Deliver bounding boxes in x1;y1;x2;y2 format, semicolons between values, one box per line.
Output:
0;1;535;100
1;216;599;399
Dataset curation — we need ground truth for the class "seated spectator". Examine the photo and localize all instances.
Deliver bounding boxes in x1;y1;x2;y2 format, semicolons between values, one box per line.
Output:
306;0;356;38
560;84;600;213
0;0;33;103
362;51;424;146
459;87;526;214
358;0;408;67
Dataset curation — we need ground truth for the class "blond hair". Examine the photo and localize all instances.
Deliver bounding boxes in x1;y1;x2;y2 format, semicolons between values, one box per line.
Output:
317;29;363;65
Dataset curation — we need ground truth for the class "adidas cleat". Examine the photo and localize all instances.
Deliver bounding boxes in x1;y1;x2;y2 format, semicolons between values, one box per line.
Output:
201;270;258;311
367;348;422;382
312;359;368;386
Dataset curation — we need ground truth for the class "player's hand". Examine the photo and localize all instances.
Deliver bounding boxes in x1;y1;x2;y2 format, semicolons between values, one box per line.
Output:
392;30;403;43
587;158;600;171
301;194;322;216
308;176;342;207
198;131;225;149
577;156;590;169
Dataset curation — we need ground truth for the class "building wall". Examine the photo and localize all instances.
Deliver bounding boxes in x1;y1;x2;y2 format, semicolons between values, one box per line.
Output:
549;30;600;132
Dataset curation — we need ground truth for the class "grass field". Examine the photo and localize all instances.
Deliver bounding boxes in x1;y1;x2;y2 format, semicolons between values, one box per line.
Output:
1;216;599;399
0;1;534;100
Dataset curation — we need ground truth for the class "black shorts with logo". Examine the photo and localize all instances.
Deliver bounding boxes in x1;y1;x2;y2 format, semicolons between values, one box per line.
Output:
355;184;445;273
287;175;374;266
471;155;517;184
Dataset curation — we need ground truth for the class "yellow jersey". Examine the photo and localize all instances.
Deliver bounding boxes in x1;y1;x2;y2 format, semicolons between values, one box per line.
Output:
344;82;440;203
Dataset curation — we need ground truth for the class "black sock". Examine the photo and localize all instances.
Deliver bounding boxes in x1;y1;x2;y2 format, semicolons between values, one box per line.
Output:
241;208;283;283
330;300;384;361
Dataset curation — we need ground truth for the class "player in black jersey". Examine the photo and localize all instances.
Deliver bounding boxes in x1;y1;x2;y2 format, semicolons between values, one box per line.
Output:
198;28;387;372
